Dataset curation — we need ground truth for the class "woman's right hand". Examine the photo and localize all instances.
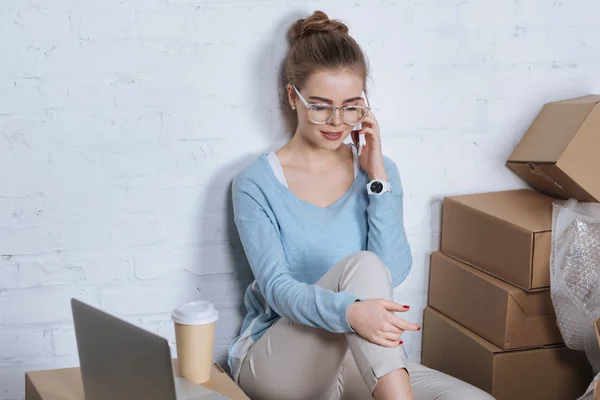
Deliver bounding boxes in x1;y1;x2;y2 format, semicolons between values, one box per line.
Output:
347;299;420;347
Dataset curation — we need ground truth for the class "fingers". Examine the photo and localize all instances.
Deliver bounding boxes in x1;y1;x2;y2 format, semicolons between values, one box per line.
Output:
381;330;403;342
361;112;379;130
374;336;403;348
382;299;410;313
358;127;380;148
383;322;403;335
381;301;420;331
388;314;421;332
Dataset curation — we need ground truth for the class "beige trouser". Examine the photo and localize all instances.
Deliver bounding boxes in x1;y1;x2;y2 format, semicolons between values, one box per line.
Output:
238;251;495;400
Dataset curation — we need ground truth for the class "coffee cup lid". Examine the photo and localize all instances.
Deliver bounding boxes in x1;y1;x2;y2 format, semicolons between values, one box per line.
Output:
171;300;219;325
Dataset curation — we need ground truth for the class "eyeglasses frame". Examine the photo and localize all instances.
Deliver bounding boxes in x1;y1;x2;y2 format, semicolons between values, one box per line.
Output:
292;85;371;126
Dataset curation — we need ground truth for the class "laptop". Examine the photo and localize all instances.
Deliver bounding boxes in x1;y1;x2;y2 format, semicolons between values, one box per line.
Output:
71;298;229;400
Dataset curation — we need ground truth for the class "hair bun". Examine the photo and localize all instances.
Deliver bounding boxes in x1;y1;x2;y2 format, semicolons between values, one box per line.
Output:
288;10;349;45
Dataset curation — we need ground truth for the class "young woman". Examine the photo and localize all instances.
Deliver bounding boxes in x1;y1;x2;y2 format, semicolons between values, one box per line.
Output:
227;11;494;400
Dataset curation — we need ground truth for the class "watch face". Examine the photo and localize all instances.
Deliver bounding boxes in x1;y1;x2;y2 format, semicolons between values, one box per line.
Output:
370;181;384;193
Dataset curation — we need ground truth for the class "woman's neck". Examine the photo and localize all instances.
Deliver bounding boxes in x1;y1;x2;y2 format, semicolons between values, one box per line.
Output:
276;131;351;174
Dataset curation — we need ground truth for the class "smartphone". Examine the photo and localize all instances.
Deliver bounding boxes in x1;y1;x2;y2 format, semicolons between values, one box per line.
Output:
354;122;366;155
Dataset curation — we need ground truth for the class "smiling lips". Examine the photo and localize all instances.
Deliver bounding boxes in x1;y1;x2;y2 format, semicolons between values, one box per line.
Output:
321;130;343;140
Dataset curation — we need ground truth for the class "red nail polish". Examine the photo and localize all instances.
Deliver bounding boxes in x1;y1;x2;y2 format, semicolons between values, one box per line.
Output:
404;305;410;310
399;340;404;345
417;326;421;331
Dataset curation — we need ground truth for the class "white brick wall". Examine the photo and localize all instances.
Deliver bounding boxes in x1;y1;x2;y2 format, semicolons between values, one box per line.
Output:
1;0;599;398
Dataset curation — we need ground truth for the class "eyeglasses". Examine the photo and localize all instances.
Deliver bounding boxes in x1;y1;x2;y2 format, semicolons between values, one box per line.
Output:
292;85;371;126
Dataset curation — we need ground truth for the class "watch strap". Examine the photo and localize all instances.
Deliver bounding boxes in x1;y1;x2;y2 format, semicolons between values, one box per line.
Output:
366;179;392;195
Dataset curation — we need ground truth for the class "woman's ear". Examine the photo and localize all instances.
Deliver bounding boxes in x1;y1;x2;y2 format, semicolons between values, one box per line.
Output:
287;84;296;110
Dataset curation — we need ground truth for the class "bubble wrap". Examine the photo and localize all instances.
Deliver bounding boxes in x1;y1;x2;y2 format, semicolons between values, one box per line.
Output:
578;375;600;400
550;198;600;380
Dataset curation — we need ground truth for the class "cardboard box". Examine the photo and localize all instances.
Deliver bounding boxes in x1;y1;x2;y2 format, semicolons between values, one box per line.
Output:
441;189;553;291
428;252;562;350
422;307;593;400
507;94;600;202
25;361;249;400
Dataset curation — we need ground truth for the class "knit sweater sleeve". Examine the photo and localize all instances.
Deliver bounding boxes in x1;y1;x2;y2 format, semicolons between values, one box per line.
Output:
232;174;360;333
365;156;413;287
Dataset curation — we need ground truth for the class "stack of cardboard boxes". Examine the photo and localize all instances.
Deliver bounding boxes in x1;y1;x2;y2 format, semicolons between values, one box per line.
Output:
422;94;600;400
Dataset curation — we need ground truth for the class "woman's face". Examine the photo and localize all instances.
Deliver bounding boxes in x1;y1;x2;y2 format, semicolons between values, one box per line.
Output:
288;69;365;151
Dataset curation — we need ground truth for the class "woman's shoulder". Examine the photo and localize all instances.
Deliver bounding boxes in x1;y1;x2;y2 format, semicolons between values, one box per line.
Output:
232;152;271;192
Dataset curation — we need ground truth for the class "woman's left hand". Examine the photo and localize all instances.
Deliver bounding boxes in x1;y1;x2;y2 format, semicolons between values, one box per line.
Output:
350;111;388;181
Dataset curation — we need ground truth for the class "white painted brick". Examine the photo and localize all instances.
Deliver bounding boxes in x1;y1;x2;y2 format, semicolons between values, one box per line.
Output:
133;245;239;280
164;108;272;141
513;1;600;28
43;186;127;225
74;10;135;41
493;27;584;64
168;0;284;5
456;2;515;29
0;262;19;291
0;6;74;48
0;328;52;364
121;185;183;215
18;259;85;288
51;326;77;356
10;251;131;288
73;142;175;179
0;78;49;114
55;40;160;77
0;286;99;325
131;10;191;38
194;274;245;307
98;284;199;316
109;214;168;247
0;192;50;229
409;3;459;30
189;4;288;45
40;77;116;113
0;114;58;153
16;110;108;149
0;226;56;256
53;221;113;251
111;68;259;110
72;253;133;283
0;152;51;198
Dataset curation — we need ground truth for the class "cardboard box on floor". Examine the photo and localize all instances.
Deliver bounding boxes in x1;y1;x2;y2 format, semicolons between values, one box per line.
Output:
507;94;600;203
428;252;562;350
441;189;553;291
25;361;249;400
421;307;593;400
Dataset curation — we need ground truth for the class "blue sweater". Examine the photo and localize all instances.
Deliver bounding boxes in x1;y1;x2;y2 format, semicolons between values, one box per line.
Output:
227;148;413;383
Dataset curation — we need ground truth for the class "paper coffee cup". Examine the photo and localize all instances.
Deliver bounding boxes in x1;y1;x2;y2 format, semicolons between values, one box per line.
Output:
172;300;219;384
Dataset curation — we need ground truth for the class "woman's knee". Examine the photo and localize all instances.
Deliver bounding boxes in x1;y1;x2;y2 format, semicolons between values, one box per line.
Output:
406;361;494;400
432;387;495;400
344;251;392;284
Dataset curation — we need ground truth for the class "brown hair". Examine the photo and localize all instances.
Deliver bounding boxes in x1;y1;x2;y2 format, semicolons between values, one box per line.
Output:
284;11;369;91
